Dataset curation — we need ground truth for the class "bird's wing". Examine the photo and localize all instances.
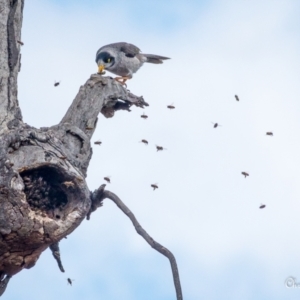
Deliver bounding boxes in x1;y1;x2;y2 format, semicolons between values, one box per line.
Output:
96;42;140;60
115;42;141;58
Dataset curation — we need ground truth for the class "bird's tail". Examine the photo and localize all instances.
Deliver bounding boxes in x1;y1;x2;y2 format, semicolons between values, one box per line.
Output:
143;54;170;64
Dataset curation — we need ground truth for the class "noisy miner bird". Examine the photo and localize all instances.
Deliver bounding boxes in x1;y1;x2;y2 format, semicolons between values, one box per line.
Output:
95;42;170;84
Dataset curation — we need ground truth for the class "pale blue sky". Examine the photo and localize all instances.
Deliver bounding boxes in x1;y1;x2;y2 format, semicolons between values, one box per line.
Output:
4;0;300;299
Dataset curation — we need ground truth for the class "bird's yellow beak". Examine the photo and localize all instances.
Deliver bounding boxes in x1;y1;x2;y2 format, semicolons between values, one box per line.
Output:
98;64;105;73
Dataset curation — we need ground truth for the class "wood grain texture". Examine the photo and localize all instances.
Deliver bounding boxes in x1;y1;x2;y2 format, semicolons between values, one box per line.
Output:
0;1;146;295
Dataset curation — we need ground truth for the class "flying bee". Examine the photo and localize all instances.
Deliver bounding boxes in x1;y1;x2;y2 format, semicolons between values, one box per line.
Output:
156;145;166;152
167;103;175;109
235;95;239;101
67;278;74;285
54;81;60;87
94;140;102;145
140;139;148;145
241;172;249;178
17;40;24;46
141;112;148;119
151;183;158;190
104;176;111;183
266;132;273;136
259;204;266;209
211;122;221;128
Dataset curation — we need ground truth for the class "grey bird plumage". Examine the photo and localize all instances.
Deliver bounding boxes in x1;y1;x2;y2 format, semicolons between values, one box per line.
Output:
95;42;170;83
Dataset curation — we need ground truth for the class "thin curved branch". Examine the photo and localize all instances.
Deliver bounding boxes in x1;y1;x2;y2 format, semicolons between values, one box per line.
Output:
89;187;183;300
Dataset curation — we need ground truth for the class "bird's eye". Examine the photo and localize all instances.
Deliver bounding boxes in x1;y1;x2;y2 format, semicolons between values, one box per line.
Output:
104;58;111;63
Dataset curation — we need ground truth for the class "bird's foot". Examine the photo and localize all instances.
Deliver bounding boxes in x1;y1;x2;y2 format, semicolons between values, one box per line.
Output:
114;76;131;87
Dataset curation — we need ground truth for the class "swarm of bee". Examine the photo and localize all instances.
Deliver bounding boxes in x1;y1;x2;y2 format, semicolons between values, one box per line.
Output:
22;168;68;213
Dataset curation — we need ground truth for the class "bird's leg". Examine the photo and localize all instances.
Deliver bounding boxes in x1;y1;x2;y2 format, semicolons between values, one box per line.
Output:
114;76;131;85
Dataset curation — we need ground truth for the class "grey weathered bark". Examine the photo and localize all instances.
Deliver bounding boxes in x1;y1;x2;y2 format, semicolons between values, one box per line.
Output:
0;0;182;299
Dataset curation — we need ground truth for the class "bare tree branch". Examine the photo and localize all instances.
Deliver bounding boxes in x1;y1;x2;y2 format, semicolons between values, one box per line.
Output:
89;187;183;300
60;74;148;138
1;1;178;299
0;275;11;296
0;0;24;133
49;242;65;273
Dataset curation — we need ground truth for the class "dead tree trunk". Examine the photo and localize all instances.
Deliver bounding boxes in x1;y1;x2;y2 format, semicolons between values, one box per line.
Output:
0;1;182;299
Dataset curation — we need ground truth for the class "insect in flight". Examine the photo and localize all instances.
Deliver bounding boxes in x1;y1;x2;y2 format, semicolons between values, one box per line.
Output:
235;95;239;101
211;122;221;128
104;176;111;183
141;112;148;119
140;139;148;145
167;103;175;109
156;145;166;152
151;183;158;190
241;172;249;178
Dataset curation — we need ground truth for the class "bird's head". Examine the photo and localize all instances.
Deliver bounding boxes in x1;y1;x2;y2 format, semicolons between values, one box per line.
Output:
96;50;115;74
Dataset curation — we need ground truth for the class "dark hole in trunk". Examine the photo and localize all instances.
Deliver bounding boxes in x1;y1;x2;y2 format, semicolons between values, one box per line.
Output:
20;166;68;214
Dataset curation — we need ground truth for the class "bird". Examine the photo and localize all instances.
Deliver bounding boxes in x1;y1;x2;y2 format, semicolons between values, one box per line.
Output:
95;42;170;84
